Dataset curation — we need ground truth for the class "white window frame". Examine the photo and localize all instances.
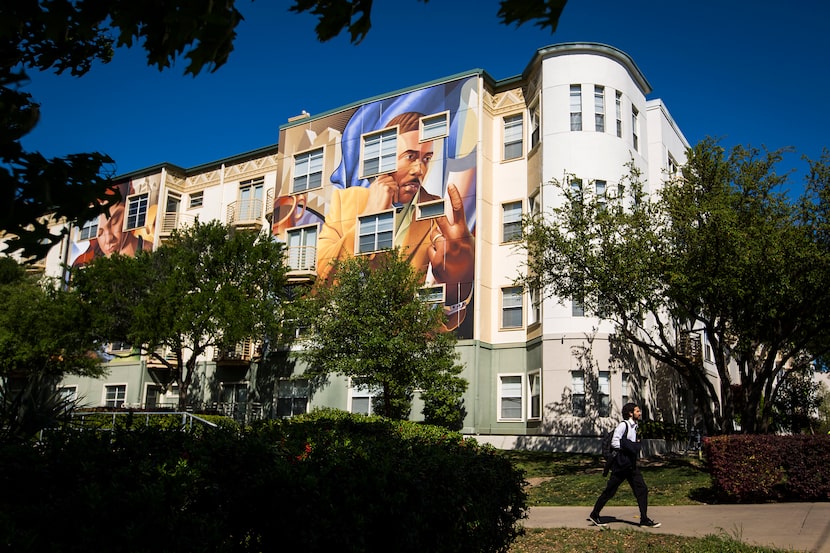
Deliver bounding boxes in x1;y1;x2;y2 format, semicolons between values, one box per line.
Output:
188;191;204;209
125;193;149;230
78;218;99;241
418;283;445;305
615;90;623;138
529;287;541;326
237;177;265;221
357;211;394;254
631;105;640;151
503;113;523;160
349;378;378;415
599;371;611;417
293;147;324;193
528;371;542;420
103;383;127;408
502;200;523;243
498;374;524;421
594;85;605;132
420;112;449;141
595;180;607;211
501;286;523;329
58;385;78;403
361;128;398;178
286;224;318;271
571;371;585;417
529;102;540;149
570;84;582;131
416;199;445;220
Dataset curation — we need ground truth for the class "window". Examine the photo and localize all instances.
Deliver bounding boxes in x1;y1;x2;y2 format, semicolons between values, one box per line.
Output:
362;128;397;177
529;287;541;325
145;384;178;409
222;382;248;407
615;91;623;138
572;298;585;317
594;85;605;132
293;148;324;193
599;371;611;417
79;218;98;241
350;379;377;415
502;286;523;328
595;180;607;211
668;154;679;177
108;341;131;353
104;384;126;408
622;372;631;405
631;106;639;151
189;191;203;209
529;191;541;219
357;211;394;253
418;285;445;305
502;201;522;242
125;193;149;229
58;386;77;403
570;85;582;131
569;177;583;202
238;177;264;221
499;375;523;420
529;103;540;148
417;200;445;220
529;372;541;419
571;371;585;417
503;114;523;160
287;225;318;271
421;112;449;140
277;379;308;417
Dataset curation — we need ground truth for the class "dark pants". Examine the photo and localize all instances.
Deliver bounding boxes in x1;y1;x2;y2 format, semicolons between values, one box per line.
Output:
592;466;649;519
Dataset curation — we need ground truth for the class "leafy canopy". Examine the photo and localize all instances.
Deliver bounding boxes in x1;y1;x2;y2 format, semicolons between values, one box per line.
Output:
519;138;830;434
298;248;466;420
72;220;288;408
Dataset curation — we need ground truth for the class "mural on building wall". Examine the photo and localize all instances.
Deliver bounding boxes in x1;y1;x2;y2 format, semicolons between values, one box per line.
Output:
70;175;161;266
274;76;479;338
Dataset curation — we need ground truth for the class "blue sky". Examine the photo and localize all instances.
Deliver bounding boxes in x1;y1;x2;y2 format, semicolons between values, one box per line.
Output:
20;1;829;191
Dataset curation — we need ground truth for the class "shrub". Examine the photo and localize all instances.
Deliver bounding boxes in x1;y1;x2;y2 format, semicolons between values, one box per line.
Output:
704;434;830;502
0;410;527;552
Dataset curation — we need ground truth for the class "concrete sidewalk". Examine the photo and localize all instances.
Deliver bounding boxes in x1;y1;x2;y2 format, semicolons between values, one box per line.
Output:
525;503;830;553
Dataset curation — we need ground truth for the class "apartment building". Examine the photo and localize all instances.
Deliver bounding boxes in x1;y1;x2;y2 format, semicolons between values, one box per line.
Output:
21;43;696;447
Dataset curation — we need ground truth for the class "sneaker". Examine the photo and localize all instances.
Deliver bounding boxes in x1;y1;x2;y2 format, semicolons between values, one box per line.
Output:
640;517;661;528
588;513;606;527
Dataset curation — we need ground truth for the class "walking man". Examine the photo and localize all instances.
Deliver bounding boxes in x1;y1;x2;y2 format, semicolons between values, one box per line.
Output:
589;402;661;528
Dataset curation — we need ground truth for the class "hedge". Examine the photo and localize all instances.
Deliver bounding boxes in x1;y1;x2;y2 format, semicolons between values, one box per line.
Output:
0;409;527;552
703;434;830;502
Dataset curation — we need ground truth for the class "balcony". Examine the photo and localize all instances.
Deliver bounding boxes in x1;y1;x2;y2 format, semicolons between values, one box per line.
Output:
159;212;196;238
214;339;259;365
678;330;703;365
286;244;317;282
226;198;264;230
145;346;178;369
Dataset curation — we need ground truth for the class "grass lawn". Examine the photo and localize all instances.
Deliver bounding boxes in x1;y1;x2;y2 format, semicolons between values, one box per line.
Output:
501;450;797;553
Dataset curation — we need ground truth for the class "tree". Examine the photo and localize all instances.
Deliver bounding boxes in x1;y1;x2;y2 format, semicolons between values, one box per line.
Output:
0;258;104;442
519;139;830;435
72;220;288;410
770;365;824;434
298;248;467;420
2;0;567;259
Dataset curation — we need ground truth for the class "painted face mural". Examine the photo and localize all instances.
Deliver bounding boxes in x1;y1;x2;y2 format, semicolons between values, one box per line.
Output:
273;77;479;338
70;175;160;266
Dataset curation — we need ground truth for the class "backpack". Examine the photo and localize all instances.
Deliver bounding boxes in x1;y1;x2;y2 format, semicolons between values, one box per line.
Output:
600;425;620;476
601;429;615;463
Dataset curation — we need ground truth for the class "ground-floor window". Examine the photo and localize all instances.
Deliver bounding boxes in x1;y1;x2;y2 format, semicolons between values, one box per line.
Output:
571;371;585;417
498;374;523;421
104;384;126;408
277;378;309;417
350;379;378;415
528;372;541;419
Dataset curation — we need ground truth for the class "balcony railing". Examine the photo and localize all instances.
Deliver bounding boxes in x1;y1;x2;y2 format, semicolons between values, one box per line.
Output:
227;198;264;227
213;339;257;362
160;212;196;235
287;245;317;273
678;330;702;365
